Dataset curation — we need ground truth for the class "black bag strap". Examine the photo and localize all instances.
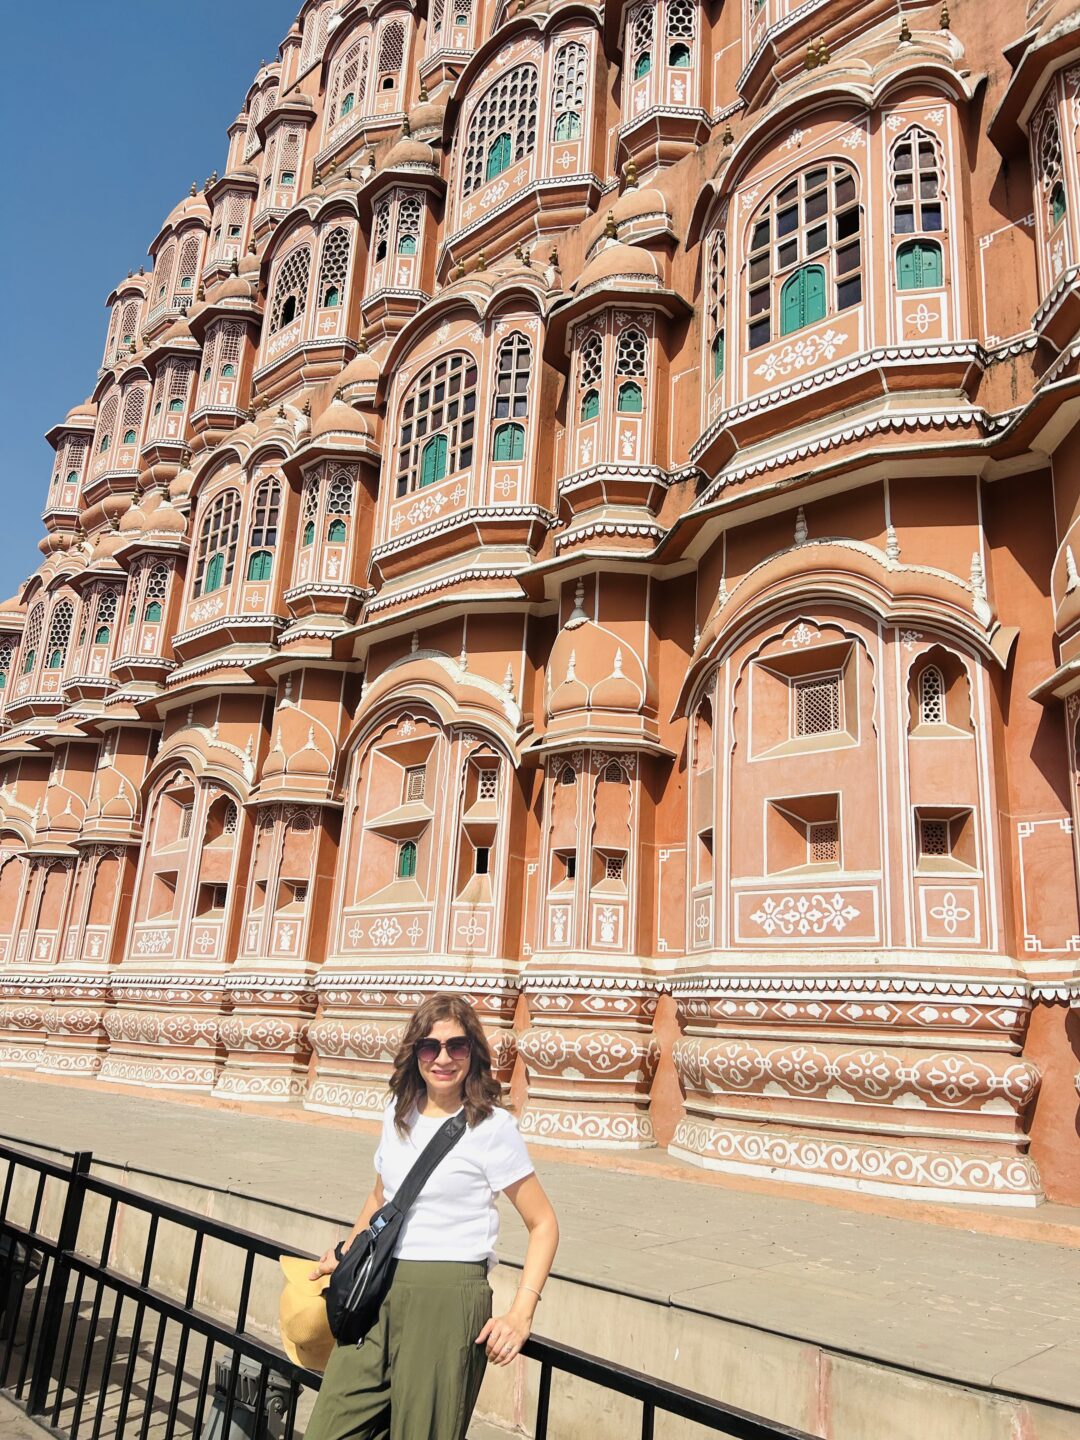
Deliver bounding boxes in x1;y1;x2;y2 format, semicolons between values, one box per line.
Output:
388;1110;467;1217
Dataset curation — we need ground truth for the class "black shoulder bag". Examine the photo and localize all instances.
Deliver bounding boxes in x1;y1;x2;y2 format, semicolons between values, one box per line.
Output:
326;1111;467;1346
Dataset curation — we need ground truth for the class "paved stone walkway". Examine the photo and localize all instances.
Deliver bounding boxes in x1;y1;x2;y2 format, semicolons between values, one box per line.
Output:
2;1074;1079;1414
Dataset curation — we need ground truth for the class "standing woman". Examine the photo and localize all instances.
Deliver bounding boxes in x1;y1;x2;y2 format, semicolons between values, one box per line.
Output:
305;992;559;1440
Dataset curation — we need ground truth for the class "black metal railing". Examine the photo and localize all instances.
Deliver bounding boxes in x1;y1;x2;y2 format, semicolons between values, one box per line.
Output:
0;1141;815;1440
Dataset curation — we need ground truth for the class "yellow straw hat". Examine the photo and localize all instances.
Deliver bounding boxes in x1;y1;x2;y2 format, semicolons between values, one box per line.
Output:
278;1254;335;1372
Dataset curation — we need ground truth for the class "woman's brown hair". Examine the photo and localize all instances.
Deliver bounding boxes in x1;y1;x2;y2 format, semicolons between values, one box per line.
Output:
389;992;502;1135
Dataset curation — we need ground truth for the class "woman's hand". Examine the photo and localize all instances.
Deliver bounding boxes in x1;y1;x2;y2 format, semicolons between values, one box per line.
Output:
308;1242;343;1282
476;1309;532;1366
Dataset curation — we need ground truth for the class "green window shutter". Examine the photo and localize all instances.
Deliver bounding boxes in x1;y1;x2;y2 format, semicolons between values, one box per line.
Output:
669;42;691;66
168;399;183;413
123;430;137;445
144;601;163;623
205;552;225;593
22;650;35;675
420;434;448;487
65;472;78;485
247;550;272;581
711;329;725;381
397;236;417;255
493;423;524;461
897;241;942;291
634;52;651;80
617;381;643;413
486;133;512;182
341;92;355;116
398;840;417;878
1052;183;1067;228
580;389;600;421
323;286;340;307
780;265;826;336
327;518;347;542
94;625;111;645
48;650;62;670
302;520;315;546
554;112;582;141
221;364;236;378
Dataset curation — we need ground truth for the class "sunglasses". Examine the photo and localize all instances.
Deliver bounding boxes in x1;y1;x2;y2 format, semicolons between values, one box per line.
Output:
414;1036;472;1065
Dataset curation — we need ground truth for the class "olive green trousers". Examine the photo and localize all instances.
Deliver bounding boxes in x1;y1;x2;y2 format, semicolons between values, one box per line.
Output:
304;1260;492;1440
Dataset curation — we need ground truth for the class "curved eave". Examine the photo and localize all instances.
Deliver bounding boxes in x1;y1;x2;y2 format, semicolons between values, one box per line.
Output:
44;413;96;450
187;296;263;342
147;211;211;259
356;165;445;225
989;15;1080;153
544;282;689;359
205;168;261;207
256;97;317;147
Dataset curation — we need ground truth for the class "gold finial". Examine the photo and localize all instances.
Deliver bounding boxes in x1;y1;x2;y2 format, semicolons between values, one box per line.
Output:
366;148;377;170
139;265;145;276
357;330;368;352
514;241;525;261
129;340;137;354
345;166;353;180
334;386;345;402
247;405;257;422
899;15;912;41
939;1;950;28
815;35;830;63
454;261;467;279
548;245;560;268
277;403;287;419
722;119;734;145
475;250;487;270
419;76;430;102
604;212;618;240
402;114;412;136
230;257;239;276
210;170;218;184
190;182;198;197
302;399;312;416
624;156;638;189
806;40;819;69
197;283;206;300
249;240;258;254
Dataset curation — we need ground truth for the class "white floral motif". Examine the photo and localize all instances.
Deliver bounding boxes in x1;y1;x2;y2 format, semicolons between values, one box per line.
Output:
368;916;403;947
749;893;860;937
456;916;486;947
929;892;971;936
900;629;922;650
135;929;171;956
754;330;847;381
906;304;940;336
783;129;806;150
783;623;816;648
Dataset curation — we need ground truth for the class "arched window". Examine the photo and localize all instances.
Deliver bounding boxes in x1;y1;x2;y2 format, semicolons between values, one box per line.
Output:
174;234;201;302
65;471;78;486
462;65;539;196
93;588;119;646
326;471;353;540
552;42;587;141
616;326;648;376
301;473;320;547
153;241;176;307
396;353;477;496
247;550;273;581
21;604;43;675
397;195;422;255
617;382;643;412
318;226;352;309
328;37;369;128
94;394;118;460
194;491;241;596
891;129;943;234
702;224;727;384
580;389;600;420
269;246;311;333
45;601;73;671
579;330;603;388
494;332;531;420
397;839;418;878
120;387;145;451
303;521;315;546
628;1;654;80
143;564;169;624
493;423;525;460
747;163;862;350
666;0;694;65
919;665;945;725
897;239;943;290
1037;104;1066;234
249;478;281;551
372;199;391;264
123;430;137;446
376;21;405;88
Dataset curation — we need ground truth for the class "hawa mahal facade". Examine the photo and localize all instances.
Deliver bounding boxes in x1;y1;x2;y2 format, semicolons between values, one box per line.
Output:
3;0;1080;1208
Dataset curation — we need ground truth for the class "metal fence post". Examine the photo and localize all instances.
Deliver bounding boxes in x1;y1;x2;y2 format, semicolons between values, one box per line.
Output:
27;1151;92;1416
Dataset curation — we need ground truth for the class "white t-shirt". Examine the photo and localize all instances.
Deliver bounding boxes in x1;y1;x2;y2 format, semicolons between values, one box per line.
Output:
374;1101;534;1266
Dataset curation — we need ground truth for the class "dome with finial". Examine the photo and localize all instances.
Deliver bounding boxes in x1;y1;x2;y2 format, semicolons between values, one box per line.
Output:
575;213;662;294
612;159;674;237
337;336;380;395
162;187;212;231
310;392;374;441
409;78;445;137
382;126;439;173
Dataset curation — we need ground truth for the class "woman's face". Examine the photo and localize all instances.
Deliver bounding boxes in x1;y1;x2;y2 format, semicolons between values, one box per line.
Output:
416;1018;471;1103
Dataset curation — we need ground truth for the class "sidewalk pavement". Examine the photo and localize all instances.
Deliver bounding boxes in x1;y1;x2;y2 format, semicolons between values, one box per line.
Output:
2;1073;1079;1413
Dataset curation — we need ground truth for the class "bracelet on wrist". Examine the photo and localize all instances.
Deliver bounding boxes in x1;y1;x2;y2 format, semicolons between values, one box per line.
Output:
516;1284;543;1302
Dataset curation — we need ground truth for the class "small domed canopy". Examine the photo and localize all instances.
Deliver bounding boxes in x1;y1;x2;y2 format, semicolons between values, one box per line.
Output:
576;239;661;293
337;348;380;393
310;396;373;440
408;96;444;135
213;271;256;302
163;190;212;231
382;135;438;172
612;182;673;234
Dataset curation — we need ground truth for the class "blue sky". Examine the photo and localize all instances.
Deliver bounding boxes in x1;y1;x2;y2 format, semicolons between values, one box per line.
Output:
0;0;300;602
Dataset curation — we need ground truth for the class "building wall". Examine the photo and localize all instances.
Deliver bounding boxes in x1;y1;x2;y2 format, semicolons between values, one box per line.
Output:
2;0;1080;1206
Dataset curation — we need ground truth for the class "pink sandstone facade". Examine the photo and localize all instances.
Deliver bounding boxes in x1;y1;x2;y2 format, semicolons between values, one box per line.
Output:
3;0;1080;1208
